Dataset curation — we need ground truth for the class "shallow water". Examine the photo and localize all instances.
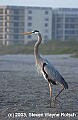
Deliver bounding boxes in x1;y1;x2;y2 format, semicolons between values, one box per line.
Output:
0;54;78;120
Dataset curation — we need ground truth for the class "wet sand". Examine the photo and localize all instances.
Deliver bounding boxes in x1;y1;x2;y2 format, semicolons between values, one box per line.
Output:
0;54;78;120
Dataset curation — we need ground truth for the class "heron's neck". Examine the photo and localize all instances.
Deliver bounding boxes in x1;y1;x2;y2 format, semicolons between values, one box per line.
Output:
34;33;42;61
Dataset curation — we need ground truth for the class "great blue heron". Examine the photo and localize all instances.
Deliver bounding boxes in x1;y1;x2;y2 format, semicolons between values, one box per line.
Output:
21;30;68;102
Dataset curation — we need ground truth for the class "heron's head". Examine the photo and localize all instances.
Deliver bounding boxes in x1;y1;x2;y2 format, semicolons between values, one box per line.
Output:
21;30;39;35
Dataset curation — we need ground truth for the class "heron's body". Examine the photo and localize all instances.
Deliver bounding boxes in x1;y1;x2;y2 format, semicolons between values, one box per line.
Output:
22;30;68;103
34;32;68;89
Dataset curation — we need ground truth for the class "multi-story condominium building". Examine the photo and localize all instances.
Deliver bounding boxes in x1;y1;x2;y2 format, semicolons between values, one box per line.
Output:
0;6;25;45
24;7;52;44
0;6;78;45
52;8;78;41
0;5;52;45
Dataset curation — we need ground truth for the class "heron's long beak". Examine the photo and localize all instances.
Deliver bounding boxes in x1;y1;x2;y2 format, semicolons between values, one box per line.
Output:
21;32;32;35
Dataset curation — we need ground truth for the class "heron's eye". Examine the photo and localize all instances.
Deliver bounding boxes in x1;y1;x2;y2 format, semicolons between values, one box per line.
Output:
32;30;35;33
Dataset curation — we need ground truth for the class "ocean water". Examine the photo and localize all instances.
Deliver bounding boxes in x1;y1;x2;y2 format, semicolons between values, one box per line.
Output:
0;54;78;120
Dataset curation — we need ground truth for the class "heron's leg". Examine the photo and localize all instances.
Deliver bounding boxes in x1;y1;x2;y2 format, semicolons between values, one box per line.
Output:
48;82;52;107
55;86;64;100
48;82;52;99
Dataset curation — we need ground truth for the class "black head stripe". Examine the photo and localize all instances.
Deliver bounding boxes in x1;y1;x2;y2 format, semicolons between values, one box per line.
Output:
34;30;39;32
32;30;39;33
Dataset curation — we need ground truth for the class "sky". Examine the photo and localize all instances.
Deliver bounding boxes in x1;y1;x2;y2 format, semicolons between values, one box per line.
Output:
0;0;78;8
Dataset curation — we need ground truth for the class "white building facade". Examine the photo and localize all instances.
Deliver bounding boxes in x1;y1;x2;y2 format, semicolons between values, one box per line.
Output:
24;7;52;43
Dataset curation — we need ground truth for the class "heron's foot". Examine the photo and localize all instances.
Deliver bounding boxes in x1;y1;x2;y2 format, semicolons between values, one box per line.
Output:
52;96;59;102
48;98;52;107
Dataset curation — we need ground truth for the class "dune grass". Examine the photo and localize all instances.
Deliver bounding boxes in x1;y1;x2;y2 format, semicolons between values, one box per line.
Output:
0;40;78;57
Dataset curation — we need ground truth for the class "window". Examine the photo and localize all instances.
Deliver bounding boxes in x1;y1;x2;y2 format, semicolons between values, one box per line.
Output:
5;9;7;14
45;11;49;15
5;16;10;21
65;30;75;34
75;18;78;22
19;28;24;33
57;30;63;34
28;10;32;14
20;16;24;21
6;28;9;32
14;29;19;33
13;35;18;39
14;16;19;20
5;35;10;39
28;16;32;20
65;24;69;28
10;23;14;27
28;22;32;27
14;22;19;27
65;18;70;22
13;9;19;14
19;10;24;14
57;24;62;28
70;18;75;22
0;9;3;14
0;16;3;20
0;28;3;32
45;23;48;27
45;18;49;21
70;24;75;29
20;22;24;27
5;9;10;14
0;34;3;39
27;35;31;39
71;30;75;34
0;22;3;26
75;30;78;34
5;22;7;26
57;18;63;22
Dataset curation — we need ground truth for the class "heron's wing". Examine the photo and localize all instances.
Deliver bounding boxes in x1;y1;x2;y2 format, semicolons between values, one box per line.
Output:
43;59;68;89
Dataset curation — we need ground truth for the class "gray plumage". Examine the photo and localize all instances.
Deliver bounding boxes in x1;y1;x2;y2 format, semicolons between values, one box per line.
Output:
43;60;68;88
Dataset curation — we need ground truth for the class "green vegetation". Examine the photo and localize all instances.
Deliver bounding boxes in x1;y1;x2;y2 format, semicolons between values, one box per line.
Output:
0;40;78;57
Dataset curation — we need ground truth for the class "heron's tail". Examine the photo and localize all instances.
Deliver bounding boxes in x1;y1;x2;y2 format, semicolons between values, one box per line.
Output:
61;76;68;89
64;81;68;89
